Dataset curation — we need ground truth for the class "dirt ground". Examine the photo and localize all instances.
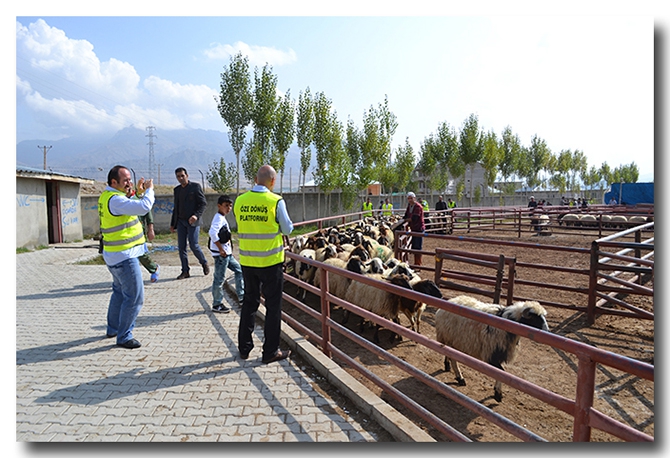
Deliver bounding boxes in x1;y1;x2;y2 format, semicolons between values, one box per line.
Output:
146;228;654;442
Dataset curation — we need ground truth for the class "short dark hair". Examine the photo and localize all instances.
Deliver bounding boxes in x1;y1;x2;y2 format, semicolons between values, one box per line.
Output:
175;167;188;176
217;195;233;205
107;165;128;186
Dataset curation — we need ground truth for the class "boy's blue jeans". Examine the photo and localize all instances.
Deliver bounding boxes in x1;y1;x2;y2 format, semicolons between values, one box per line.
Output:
212;254;244;305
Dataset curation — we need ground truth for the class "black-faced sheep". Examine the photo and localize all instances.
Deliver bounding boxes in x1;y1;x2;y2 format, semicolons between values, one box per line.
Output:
295;248;317;300
313;255;367;302
344;273;418;343
435;295;549;402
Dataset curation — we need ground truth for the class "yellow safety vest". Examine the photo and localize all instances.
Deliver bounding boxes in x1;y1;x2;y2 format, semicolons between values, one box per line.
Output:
235;190;284;267
382;203;393;216
448;201;456;209
98;190;146;252
363;201;373;217
422;201;429;212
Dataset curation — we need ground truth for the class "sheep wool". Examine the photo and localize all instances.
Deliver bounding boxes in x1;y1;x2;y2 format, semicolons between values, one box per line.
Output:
435;295;549;402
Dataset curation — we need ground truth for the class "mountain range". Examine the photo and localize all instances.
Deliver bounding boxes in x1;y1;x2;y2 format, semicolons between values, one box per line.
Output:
16;126;306;190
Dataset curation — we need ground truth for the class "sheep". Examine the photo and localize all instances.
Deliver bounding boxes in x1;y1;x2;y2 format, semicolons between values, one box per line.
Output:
295;248;317;300
365;257;386;275
558;213;580;227
435;295;549;402
406;279;443;333
629;215;648;225
313;255;367;302
610;215;628;229
599;214;612;227
315;244;338;262
579;214;597;227
344;273;418;343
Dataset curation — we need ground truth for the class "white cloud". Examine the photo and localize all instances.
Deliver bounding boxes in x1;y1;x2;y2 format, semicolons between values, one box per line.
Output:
204;40;297;67
16;18;222;138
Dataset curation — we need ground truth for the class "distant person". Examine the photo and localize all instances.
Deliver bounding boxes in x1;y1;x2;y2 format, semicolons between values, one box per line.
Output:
98;165;155;349
382;198;393;217
528;196;538;209
170;167;210;279
208;195;244;313
435;195;448;233
399;191;425;266
609;197;618;205
362;195;373;218
447;198;456;209
235;165;294;364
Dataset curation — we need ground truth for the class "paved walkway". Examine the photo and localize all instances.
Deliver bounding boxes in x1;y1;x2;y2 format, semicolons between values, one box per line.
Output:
15;240;421;443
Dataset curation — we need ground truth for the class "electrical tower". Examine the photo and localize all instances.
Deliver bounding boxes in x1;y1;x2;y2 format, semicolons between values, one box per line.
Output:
146;126;156;179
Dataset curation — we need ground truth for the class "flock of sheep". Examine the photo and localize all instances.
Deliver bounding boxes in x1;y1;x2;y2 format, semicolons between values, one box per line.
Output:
556;212;651;228
286;215;550;401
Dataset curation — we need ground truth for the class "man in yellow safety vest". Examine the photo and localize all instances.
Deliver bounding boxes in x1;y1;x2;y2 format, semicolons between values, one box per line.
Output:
362;196;374;218
98;165;155;349
234;165;294;364
382;198;393;217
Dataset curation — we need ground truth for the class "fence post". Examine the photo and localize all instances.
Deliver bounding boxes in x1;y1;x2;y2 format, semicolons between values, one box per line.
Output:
587;240;599;325
573;355;596;441
319;267;332;358
493;255;505;304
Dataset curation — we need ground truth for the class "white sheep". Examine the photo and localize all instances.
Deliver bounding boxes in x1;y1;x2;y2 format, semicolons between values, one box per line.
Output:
435;295;549;402
629;215;648;225
295;248;317;300
611;215;628;229
558;213;580;227
579;214;597;227
344;273;417;343
313;255;367;301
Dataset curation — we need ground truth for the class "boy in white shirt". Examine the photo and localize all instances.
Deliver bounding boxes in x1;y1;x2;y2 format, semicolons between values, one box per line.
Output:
208;195;244;313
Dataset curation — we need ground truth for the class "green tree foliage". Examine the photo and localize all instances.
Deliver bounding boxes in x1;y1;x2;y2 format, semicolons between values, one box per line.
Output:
525;134;551;189
459;113;483;206
481;129;502;192
394;137;417;193
216;52;253;196
499;126;522;186
611;162;639;183
206;159;237;193
297;87;315;220
272;89;295;194
243;64;279;183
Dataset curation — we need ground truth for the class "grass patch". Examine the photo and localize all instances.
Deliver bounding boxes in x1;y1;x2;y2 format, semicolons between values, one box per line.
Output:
76;255;106;265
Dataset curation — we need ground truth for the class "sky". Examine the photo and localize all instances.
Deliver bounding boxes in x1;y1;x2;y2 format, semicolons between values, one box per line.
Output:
10;2;661;184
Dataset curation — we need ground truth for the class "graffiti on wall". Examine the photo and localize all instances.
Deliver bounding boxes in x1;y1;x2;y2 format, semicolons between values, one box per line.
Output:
16;195;46;207
61;198;79;228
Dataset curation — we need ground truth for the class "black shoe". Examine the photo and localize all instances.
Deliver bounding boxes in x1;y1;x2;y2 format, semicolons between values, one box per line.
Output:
262;349;291;364
203;263;210;275
117;338;141;349
105;333;117;338
177;271;190;280
240;352;250;360
212;304;231;314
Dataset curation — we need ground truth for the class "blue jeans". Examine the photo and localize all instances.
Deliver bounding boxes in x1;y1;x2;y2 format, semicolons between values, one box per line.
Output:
106;257;144;344
212;254;244;305
176;219;208;274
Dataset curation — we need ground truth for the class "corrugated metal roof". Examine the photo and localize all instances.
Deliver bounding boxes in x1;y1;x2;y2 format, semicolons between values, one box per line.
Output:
16;166;95;183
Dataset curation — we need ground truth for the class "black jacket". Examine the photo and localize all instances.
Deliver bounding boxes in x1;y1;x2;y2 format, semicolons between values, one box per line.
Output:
171;181;207;227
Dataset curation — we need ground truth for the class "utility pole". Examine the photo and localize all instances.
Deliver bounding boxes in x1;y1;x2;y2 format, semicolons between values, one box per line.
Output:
146;126;156;179
157;163;164;185
38;145;52;170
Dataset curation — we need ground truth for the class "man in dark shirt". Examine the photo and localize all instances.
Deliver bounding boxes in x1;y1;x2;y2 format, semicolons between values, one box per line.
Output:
435;195;448;234
401;192;425;266
170;167;210;279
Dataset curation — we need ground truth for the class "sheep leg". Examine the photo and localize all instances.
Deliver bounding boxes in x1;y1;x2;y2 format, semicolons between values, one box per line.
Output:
493;364;505;402
451;359;466;386
341;309;349;325
444;356;451;372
